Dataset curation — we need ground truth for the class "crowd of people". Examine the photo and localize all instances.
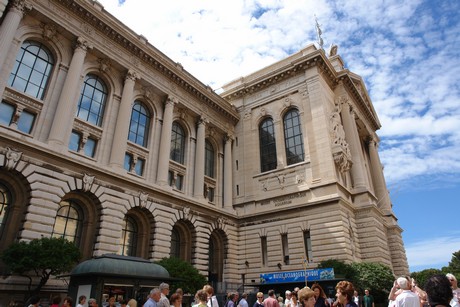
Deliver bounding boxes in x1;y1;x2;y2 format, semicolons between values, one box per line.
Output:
15;272;460;307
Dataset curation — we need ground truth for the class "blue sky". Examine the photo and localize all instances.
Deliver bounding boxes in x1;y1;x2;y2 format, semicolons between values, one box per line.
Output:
97;0;460;272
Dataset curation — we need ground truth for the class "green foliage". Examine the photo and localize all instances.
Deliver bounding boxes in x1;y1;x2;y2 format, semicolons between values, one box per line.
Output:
351;262;394;303
411;268;442;289
0;237;81;297
155;257;207;294
447;250;460;275
317;259;357;280
318;259;394;303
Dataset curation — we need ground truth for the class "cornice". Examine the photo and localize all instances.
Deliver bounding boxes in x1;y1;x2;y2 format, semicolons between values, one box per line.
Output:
336;72;381;131
48;0;239;124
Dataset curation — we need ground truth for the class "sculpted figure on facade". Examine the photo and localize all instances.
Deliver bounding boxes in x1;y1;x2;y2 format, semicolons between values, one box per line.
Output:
82;173;95;192
139;191;148;207
4;147;22;170
330;100;352;172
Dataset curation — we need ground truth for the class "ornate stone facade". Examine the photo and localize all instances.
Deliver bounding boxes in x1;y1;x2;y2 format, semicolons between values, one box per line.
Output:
0;0;409;303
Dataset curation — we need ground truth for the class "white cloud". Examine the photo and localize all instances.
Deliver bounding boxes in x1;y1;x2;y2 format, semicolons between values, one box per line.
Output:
96;0;460;190
405;235;460;272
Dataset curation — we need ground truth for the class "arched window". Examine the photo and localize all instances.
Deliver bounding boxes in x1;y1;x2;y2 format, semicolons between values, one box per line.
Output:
128;101;150;147
205;140;215;178
77;74;108;126
8;40;54;99
170;122;185;164
259;118;277;172
170;227;180;259
284;109;304;165
119;215;138;256
0;183;12;240
52;200;82;244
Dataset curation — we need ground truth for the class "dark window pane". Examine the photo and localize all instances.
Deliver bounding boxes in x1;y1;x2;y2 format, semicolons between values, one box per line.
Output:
77;74;107;126
284;109;304;165
84;138;97;157
259;118;277;172
128;101;150;147
170;122;185;164
69;131;81;152
17;110;35;133
0;102;15;126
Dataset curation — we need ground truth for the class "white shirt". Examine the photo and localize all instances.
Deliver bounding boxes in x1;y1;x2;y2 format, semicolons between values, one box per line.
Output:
239;299;248;307
395;290;419;307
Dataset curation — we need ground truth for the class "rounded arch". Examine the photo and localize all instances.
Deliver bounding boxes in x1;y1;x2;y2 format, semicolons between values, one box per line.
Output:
279;105;302;120
282;107;305;165
121;207;155;259
208;228;228;285
170;219;196;263
55;190;102;260
0;169;31;257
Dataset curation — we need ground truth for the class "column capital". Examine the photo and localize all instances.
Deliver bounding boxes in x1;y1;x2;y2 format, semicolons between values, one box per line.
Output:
126;69;139;82
11;0;32;13
75;37;92;52
367;136;379;148
224;134;234;143
197;116;209;126
165;96;178;107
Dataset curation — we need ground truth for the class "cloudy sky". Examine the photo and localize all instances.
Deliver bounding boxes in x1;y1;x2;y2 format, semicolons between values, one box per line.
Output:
97;0;460;272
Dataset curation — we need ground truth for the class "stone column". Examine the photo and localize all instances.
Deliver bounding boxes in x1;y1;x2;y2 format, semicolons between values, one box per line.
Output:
156;97;176;185
108;70;138;168
48;37;90;146
223;134;233;208
0;0;29;71
340;100;367;189
368;138;391;210
193;117;206;198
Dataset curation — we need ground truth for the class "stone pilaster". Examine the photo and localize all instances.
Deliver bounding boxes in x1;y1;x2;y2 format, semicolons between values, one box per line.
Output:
48;37;90;146
368;138;391;210
156;97;176;185
0;0;30;72
108;69;138;168
193;117;206;198
223;134;233;208
340;98;368;190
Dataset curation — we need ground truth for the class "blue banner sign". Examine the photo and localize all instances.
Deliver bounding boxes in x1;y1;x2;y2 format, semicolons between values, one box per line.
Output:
260;268;335;284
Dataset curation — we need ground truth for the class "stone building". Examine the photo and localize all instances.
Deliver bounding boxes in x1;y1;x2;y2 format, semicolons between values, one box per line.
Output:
0;0;409;302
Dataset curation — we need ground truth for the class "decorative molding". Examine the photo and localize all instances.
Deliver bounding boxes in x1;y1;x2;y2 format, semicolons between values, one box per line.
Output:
4;147;22;170
139;191;148;207
82;173;95;192
98;57;112;73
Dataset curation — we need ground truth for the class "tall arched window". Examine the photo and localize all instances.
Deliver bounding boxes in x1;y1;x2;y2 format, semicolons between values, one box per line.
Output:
77;74;108;126
205;140;215;178
259;118;277;172
284;109;304;165
119;216;138;256
8;40;54;99
52;200;82;244
0;183;12;240
170;227;180;259
128;101;150;147
170;122;185;164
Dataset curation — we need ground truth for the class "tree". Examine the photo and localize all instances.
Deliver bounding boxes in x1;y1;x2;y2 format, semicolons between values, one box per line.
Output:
155;257;207;294
350;262;394;303
411;268;442;289
0;237;81;299
317;259;357;280
446;250;460;275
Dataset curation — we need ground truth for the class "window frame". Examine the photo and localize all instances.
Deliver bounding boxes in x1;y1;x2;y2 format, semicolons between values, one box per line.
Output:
76;74;108;127
170;121;186;164
283;109;305;165
128;101;151;147
259;118;277;172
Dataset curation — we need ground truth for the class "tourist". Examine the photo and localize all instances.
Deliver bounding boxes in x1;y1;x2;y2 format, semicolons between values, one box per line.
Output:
239;293;249;307
158;283;171;307
170;293;183;307
225;293;239;307
254;292;265;307
63;297;74;307
312;284;329;307
425;275;453;307
28;297;41;307
88;298;99;307
353;291;361;307
278;297;285;307
363;290;374;307
335;281;357;307
285;292;292;307
127;299;137;307
395;277;419;307
145;288;162;307
299;287;316;307
50;296;61;307
77;296;87;307
446;274;460;307
196;290;209;307
264;290;280;307
204;285;220;307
